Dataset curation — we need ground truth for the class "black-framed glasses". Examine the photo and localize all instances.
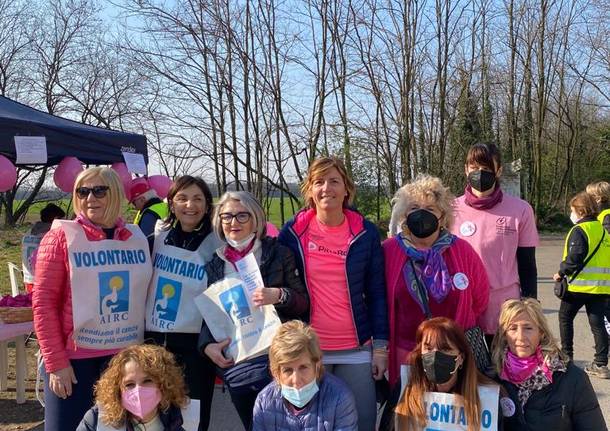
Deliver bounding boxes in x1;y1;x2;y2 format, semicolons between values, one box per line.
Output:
76;186;110;199
219;212;252;224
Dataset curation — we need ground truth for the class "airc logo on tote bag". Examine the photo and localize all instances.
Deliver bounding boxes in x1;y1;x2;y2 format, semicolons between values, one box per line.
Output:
98;271;130;323
150;276;183;330
219;285;252;326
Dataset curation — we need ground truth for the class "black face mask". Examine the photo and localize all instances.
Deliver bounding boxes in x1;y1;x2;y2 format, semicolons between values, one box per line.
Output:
422;350;459;384
406;209;439;239
467;169;496;193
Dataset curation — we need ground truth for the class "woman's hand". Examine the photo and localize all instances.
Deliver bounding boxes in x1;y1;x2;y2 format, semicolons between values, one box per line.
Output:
252;287;281;306
49;366;78;399
372;350;388;380
204;338;235;368
553;272;562;281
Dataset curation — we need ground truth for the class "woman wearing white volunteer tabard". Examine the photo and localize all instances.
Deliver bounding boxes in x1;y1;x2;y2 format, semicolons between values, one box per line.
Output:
33;167;153;431
144;175;223;431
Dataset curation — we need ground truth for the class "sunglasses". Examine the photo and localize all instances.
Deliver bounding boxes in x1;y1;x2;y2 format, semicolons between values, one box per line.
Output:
219;212;252;224
76;186;110;199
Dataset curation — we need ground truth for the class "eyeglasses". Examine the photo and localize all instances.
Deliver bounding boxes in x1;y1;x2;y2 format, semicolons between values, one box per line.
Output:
76;186;110;199
219;212;252;224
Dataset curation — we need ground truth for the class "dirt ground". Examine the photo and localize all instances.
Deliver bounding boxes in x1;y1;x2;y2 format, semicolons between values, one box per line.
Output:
0;338;43;431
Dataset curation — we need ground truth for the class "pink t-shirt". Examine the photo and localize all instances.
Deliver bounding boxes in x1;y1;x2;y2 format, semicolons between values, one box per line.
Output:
451;193;539;333
304;217;358;350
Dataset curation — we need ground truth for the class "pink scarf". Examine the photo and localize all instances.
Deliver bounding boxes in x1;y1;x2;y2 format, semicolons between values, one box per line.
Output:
501;347;552;384
464;184;503;210
223;239;256;269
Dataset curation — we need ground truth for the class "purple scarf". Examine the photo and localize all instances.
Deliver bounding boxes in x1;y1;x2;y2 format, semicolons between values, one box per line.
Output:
395;231;455;316
464;184;503;210
501;347;552;385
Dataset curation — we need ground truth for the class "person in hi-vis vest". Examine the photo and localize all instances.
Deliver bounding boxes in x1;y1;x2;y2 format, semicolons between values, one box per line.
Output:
129;177;169;252
144;176;223;431
553;191;610;379
77;344;199;431
585;181;610;339
33;167;152;431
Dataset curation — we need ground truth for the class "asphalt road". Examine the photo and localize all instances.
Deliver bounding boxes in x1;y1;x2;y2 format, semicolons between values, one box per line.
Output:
208;236;610;429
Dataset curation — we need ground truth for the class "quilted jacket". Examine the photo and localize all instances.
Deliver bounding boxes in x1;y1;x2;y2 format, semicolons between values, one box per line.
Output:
252;373;358;431
33;215;132;373
278;208;389;346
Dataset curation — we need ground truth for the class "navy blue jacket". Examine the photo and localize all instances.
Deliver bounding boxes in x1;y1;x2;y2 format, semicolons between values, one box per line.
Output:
278;208;389;345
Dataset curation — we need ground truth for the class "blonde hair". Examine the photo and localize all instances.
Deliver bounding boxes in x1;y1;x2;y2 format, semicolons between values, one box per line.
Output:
492;298;566;374
269;320;324;381
301;157;355;209
94;344;188;427
73;167;124;227
212;191;267;241
586;181;610;210
388;174;455;236
569;191;598;218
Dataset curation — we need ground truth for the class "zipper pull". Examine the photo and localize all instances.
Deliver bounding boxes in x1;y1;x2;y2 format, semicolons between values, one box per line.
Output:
561;405;566;418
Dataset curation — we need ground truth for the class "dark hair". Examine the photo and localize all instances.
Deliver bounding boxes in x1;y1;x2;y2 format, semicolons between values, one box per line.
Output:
40;203;66;223
465;143;502;172
165;176;214;234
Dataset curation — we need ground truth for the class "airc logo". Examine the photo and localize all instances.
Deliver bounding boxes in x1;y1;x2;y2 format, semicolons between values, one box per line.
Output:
98;271;130;324
150;276;182;330
219;285;253;326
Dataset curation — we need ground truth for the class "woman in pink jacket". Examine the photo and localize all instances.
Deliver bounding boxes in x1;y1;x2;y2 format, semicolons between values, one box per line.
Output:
33;167;152;431
384;174;489;388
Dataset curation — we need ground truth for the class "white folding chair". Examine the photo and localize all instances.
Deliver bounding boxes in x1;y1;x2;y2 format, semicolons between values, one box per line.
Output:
7;262;23;296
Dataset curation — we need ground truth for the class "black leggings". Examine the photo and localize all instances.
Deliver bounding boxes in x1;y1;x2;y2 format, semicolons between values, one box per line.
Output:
558;292;608;366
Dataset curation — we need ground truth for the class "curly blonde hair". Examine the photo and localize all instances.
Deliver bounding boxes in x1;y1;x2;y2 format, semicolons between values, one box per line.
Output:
388;174;455;236
94;344;188;427
492;298;566;375
269;320;324;381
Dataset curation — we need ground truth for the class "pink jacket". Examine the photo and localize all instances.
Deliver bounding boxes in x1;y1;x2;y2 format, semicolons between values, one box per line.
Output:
383;236;490;385
33;215;132;373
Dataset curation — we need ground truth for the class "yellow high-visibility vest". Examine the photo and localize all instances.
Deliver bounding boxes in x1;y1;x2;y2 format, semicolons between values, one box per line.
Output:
134;202;169;225
562;220;610;294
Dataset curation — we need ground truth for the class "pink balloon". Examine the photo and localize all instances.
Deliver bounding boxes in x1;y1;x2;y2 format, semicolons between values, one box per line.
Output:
111;162;132;196
0;155;17;192
53;157;83;193
147;175;172;199
266;222;280;237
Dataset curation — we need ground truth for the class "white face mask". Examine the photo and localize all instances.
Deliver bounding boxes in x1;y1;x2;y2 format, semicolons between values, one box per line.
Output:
569;212;580;225
226;233;256;251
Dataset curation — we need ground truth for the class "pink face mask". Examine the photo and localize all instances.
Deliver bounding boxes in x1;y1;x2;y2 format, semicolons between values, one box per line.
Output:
500;346;552;384
121;385;162;420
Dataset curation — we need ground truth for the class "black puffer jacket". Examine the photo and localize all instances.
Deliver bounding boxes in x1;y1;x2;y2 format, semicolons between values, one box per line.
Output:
77;404;186;431
198;236;309;350
502;362;607;431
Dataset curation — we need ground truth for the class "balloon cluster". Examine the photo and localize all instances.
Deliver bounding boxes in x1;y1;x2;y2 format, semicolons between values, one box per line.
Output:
52;157;173;200
0;155;17;192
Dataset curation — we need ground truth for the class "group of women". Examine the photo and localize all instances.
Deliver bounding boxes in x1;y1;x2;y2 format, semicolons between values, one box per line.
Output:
31;142;607;431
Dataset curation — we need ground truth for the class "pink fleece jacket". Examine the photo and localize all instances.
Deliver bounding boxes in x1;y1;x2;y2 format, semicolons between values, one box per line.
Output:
33;215;132;373
383;236;490;385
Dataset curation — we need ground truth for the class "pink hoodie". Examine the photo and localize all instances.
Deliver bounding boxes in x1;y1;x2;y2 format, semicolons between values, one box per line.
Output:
33;215;132;373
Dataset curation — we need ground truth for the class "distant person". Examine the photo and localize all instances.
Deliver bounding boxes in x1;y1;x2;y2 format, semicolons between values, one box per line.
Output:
493;298;606;430
451;143;539;346
129;177;169;250
586;180;610;234
553;191;610;378
21;203;66;292
253;320;357;431
77;344;197;431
